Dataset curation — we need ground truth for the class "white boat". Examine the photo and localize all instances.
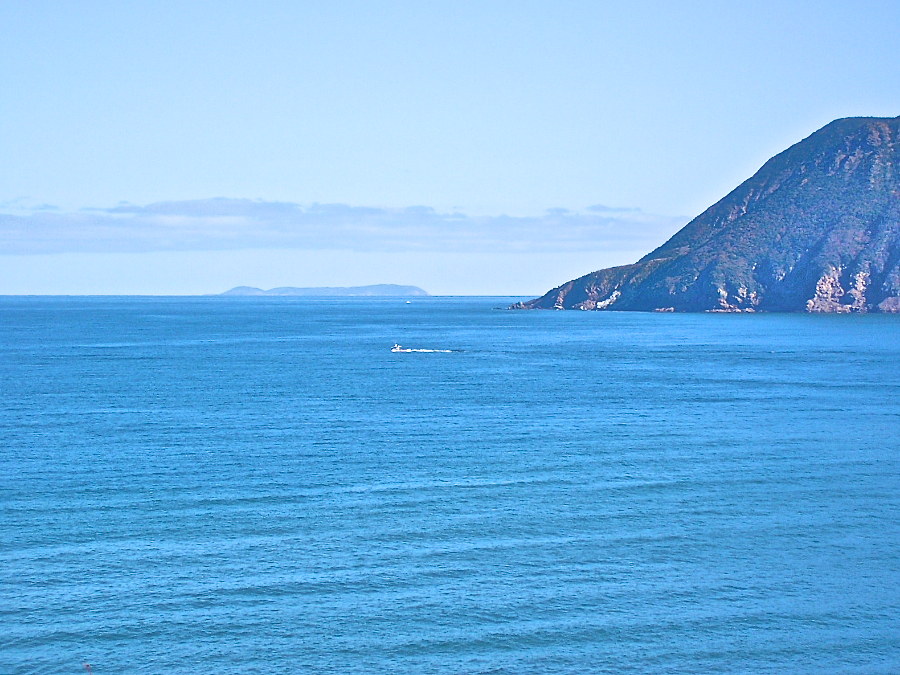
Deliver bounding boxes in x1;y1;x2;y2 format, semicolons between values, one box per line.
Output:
391;343;452;353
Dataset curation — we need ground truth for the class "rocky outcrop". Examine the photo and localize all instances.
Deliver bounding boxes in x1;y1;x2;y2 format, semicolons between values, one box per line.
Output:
514;116;900;312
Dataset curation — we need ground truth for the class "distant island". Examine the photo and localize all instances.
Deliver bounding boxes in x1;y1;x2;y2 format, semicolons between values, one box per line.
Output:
514;115;900;313
221;284;429;297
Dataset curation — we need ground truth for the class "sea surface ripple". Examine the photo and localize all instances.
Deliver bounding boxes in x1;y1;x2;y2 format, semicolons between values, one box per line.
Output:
1;297;899;674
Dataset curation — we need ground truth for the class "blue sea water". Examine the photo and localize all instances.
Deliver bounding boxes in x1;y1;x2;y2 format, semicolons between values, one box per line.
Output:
1;296;899;674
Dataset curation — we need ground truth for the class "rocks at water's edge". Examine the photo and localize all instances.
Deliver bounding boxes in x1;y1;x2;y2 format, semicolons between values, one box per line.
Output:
514;116;900;312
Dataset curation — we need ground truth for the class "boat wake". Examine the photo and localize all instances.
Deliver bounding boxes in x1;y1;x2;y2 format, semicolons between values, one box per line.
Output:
391;344;453;353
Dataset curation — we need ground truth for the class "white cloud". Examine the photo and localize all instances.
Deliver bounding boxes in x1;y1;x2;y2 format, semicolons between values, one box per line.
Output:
0;198;686;256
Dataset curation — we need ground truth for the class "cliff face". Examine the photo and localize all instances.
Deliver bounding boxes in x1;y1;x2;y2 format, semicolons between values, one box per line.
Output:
516;116;900;312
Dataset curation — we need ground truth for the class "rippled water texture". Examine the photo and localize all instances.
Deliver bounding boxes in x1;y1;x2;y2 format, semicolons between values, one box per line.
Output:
1;297;899;674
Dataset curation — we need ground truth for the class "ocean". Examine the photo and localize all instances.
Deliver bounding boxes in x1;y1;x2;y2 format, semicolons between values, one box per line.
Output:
1;297;898;674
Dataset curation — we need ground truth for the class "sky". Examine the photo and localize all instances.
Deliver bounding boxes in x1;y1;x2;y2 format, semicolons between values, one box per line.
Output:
1;0;899;295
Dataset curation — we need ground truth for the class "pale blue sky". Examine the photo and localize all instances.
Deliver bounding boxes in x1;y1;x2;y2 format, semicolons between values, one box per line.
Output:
1;1;898;294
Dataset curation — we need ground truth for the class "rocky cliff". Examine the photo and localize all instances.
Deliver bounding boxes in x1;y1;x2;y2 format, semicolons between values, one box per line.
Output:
515;116;900;312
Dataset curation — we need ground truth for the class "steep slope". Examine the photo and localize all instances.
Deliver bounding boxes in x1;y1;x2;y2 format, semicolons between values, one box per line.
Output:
515;116;900;312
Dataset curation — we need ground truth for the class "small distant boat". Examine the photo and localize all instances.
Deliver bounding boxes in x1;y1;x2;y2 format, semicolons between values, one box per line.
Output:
391;343;452;353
